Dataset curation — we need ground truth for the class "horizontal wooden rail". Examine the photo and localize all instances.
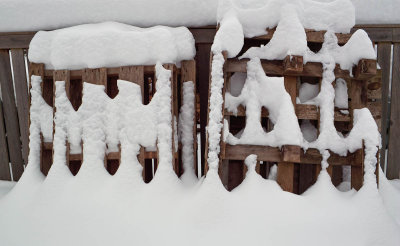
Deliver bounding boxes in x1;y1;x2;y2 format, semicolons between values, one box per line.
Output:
224;104;351;122
225;57;376;80
223;144;358;166
253;28;352;44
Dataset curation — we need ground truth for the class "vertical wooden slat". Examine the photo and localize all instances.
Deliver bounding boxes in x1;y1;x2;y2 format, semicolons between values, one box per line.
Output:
11;49;29;165
277;76;297;193
387;43;400;179
349;79;367;189
377;43;392;169
181;60;198;177
0;49;24;180
119;66;147;179
82;68;107;87
197;44;212;176
0;99;11;180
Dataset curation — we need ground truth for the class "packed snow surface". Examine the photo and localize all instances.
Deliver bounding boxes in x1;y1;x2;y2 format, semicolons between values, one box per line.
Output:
28;22;196;70
0;0;398;32
0;181;15;199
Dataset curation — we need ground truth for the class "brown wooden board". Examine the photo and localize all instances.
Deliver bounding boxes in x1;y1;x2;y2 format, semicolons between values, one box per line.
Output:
377;43;392;169
197;44;212;175
0;49;24;180
387;43;400;179
0;99;11;180
10;49;29;165
277;76;297;192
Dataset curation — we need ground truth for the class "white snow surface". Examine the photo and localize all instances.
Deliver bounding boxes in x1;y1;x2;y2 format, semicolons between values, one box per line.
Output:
0;181;15;199
28;22;196;70
0;0;398;33
225;58;303;147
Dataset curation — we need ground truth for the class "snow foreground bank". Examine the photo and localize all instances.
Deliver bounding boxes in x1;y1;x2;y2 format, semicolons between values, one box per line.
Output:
0;166;399;246
28;22;196;70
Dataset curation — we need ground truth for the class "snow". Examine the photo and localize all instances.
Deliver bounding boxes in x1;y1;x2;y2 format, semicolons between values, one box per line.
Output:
28;22;196;70
240;4;307;60
0;181;15;199
179;81;198;184
298;82;319;104
334;78;348;109
211;10;244;58
30;76;53;142
0;0;219;32
0;0;398;33
206;51;226;172
218;0;355;38
352;0;400;24
224;58;303;147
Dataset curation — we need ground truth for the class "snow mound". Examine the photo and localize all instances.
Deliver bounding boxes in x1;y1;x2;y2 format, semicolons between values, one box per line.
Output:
28;22;196;70
224;58;303;147
218;0;355;38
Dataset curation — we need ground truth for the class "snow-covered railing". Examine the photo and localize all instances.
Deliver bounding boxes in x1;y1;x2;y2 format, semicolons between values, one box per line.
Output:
205;3;382;192
28;60;197;182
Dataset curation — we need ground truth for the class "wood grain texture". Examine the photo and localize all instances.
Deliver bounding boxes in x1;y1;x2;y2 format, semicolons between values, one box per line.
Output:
0;99;11;180
387;43;400;179
0;49;24;180
377;43;392;169
11;49;29;165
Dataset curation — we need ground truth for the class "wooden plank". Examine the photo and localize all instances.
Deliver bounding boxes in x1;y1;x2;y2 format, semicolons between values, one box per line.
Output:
189;28;216;44
283;55;303;75
225;58;362;79
254;28;351;44
0;32;34;49
277;162;295;192
387;43;400;179
82;68;107;87
282;145;301;163
377;43;392;169
351;148;364;190
353;59;377;80
0;99;11;180
278;76;297;192
181;60;198;176
0;49;24;180
349;78;367;190
118;66;146;175
354;27;393;42
195;44;211;176
10;49;29;165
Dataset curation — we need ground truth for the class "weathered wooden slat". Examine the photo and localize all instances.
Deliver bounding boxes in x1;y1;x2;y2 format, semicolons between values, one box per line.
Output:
0;99;11;180
225;58;372;79
387;43;400;179
0;32;34;49
253;28;351;44
0;49;24;180
11;49;29;165
224;144;356;165
82;68;107;87
181;60;198;176
277;76;297;192
377;43;392;169
349;78;367;190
